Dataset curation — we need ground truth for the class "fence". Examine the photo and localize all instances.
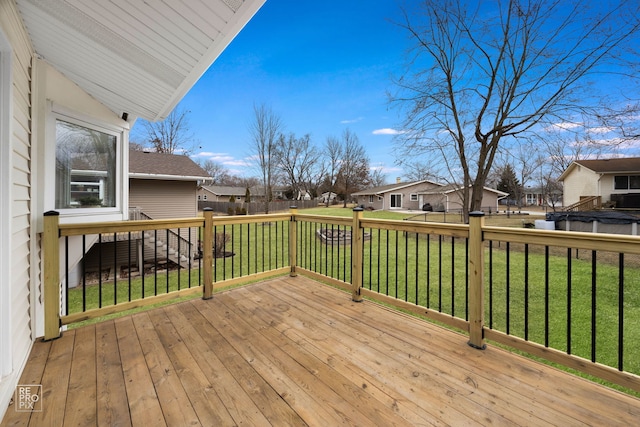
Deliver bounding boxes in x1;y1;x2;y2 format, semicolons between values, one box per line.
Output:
43;208;640;392
198;199;317;215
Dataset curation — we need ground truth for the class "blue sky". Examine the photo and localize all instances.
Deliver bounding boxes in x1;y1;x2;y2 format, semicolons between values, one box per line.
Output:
131;1;640;182
169;1;409;179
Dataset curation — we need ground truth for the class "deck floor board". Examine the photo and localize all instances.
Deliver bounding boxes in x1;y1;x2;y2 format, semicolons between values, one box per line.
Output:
2;275;639;426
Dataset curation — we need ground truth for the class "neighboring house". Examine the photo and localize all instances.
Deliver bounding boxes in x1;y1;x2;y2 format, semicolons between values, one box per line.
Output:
559;158;640;208
0;0;264;419
522;186;563;208
353;180;507;212
250;185;289;200
130;150;211;218
199;185;248;202
353;180;445;210
320;192;338;204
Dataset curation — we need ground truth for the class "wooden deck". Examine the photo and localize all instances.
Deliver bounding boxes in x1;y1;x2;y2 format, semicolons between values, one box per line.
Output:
2;276;639;426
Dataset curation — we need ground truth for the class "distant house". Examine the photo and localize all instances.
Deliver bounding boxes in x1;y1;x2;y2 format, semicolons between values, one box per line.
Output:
522;186;563;208
321;192;338;204
130;150;211;219
353;180;507;212
559;158;640;208
199;185;247;202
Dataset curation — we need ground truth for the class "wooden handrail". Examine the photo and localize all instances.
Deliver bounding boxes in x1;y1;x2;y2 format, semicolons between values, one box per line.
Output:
562;195;601;212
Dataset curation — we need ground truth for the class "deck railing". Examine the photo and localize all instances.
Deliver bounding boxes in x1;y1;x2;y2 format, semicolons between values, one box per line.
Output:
43;207;640;393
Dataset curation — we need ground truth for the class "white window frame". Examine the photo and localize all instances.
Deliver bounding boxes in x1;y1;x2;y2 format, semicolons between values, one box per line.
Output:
410;193;418;202
613;175;640;191
46;106;127;223
368;195;374;203
390;193;402;208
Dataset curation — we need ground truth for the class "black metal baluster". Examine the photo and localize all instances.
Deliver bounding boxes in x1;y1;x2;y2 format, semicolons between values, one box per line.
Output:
567;248;572;355
451;236;455;316
128;232;132;302
426;234;430;307
591;250;597;362
618;253;624;371
114;232;118;305
506;242;510;335
376;228;380;293
82;235;87;311
415;232;419;303
166;229;170;293
524;244;529;341
545;246;550;347
99;234;103;307
65;236;69;314
438;235;442;312
489;240;493;329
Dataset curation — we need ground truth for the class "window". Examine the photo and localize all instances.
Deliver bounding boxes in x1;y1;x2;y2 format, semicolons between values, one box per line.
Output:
390;194;402;208
369;195;374;203
614;175;640;190
55;120;117;209
410;193;418;201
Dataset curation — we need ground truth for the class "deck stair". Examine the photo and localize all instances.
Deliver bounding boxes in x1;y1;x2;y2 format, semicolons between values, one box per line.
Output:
98;208;195;269
562;195;601;212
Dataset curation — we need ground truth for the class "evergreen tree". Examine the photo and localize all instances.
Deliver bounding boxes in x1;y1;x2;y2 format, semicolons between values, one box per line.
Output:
497;165;521;206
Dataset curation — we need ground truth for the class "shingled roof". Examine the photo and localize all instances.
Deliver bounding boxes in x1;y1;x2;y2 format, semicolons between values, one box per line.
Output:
559;157;640;181
129;150;210;181
571;158;640;173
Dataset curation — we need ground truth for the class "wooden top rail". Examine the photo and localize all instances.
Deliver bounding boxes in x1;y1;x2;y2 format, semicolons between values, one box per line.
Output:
361;218;470;238
210;212;292;226
484;226;640;254
59;217;205;237
294;214;353;227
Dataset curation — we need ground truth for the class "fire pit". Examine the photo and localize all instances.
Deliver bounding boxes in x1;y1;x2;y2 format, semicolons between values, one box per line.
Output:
316;228;371;245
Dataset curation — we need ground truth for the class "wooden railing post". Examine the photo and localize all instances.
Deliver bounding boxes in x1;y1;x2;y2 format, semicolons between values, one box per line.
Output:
43;211;61;340
351;207;364;302
468;211;486;349
202;208;214;300
289;206;298;277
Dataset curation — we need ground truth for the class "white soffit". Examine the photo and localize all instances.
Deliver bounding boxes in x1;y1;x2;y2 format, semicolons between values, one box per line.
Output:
16;0;264;121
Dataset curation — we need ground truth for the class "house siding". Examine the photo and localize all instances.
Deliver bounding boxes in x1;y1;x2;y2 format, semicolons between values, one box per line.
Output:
0;0;34;419
562;166;599;207
130;179;198;219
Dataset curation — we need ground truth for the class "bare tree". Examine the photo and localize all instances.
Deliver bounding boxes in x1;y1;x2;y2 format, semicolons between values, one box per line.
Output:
196;159;232;184
392;0;640;220
336;129;370;207
137;107;195;154
274;133;321;200
369;167;387;187
323;136;343;207
249;104;284;213
401;160;443;182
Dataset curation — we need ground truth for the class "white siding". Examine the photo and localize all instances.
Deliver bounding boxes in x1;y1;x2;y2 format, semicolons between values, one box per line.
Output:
0;0;34;420
562;166;599;206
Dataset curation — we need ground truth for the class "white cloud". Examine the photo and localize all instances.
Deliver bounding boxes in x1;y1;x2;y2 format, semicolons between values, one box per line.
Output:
372;128;404;135
545;121;582;131
340;117;363;124
588;126;614;134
